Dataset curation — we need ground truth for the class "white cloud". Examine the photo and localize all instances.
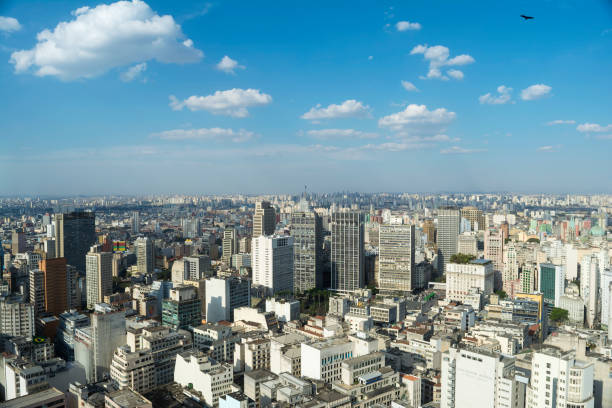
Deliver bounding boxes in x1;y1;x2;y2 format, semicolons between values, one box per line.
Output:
151;127;254;142
520;84;552;100
396;21;421;31
306;129;378;140
368;55;373;60
0;16;21;32
120;62;147;82
546;119;575;125
378;104;456;133
301;100;371;121
479;85;513;105
576;122;612;133
401;80;418;92
216;55;244;74
169;88;272;117
447;69;464;80
410;44;475;80
10;0;203;80
537;145;561;152
440;146;486;154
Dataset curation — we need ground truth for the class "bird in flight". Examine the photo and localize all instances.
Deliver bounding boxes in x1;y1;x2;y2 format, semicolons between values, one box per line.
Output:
520;14;534;20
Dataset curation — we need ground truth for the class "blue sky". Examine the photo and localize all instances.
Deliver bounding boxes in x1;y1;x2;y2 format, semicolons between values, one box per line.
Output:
1;0;611;195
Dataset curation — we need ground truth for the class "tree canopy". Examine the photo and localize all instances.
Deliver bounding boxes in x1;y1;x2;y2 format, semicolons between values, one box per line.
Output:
450;253;477;264
550;307;569;323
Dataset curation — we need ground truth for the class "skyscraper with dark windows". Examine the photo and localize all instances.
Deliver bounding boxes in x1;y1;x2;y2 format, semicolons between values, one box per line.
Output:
437;207;460;274
330;211;364;292
379;223;415;292
292;208;323;293
54;211;96;273
253;201;276;237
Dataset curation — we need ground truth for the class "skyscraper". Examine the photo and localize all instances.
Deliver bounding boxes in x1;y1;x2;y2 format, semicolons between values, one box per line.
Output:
40;257;67;315
253;201;276;237
422;219;436;244
538;263;565;309
331;211;364;292
205;276;251;323
460;206;485;231
11;229;26;254
131;211;140;234
135;236;154;275
183;255;212;280
485;228;504;290
54;211;96;273
437;207;460;274
222;227;237;265
29;269;45;317
252;235;294;296
291;209;323;292
92;303;126;382
86;245;113;309
378;224;415;292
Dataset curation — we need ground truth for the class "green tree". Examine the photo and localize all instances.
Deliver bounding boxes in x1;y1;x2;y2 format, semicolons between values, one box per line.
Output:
550;308;569;323
449;253;477;264
494;290;508;299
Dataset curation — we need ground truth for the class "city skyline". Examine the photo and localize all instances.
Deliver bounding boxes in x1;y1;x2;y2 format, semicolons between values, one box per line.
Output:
1;0;611;195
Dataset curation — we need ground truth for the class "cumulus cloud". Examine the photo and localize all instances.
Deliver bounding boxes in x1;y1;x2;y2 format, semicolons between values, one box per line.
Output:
151;127;254;142
0;16;21;32
301;100;371;121
479;85;513;105
546;119;575;125
410;44;475;80
216;55;244;74
120;62;147;82
9;0;203;80
520;84;552;100
306;129;378;140
169;88;272;117
401;80;418;92
440;146;486;154
396;21;421;31
378;104;456;134
576;122;612;133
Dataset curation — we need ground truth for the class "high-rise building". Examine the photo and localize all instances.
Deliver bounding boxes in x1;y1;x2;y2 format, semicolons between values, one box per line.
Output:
378;224;415;292
441;347;524;408
205;277;251;323
538;263;565;309
291;210;323;292
0;294;34;338
131;211;140;234
91;303;126;382
183;255;212;280
40;258;67;315
437;207;460;274
457;233;478;256
485;228;504;289
222;227;238;265
110;345;155;394
182;217;200;238
29;269;45;317
54;211;96;273
601;268;612;330
86;245;113;309
162;285;202;330
446;259;494;303
330;211;364;292
252;235;294;296
422;219;436;244
253;201;276;237
526;348;594;408
460;206;485;232
135;236;154;275
11;229;26;254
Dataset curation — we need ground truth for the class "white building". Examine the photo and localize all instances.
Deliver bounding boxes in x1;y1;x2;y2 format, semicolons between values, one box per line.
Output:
4;359;47;400
252;235;294;296
300;339;353;383
110;345;155;394
441;347;524;408
135;236;154;275
174;350;234;407
86;245;113;309
446;259;494;303
0;295;34;338
526;348;594;408
265;298;300;322
91;303;126;382
205;277;251;323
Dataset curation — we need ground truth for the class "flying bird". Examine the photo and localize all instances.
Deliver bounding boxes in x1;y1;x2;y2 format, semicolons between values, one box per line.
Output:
520;14;534;20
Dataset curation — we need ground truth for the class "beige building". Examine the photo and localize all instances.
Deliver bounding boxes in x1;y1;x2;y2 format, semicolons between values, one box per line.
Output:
110;345;155;394
253;201;276;237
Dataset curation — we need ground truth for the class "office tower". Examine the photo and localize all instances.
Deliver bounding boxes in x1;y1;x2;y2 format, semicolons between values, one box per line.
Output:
330;211;364;292
437;207;460;274
91;303;126;382
423;219;436;244
222;227;238;265
460;206;485;232
526;349;594;408
135;236;154;274
446;259;494;303
485;228;504;290
205;276;251;323
538;263;565;308
253;201;276;237
162;285;202;330
40;257;67;315
182;217;200;238
131;211;140;234
54;211;96;273
43;238;56;258
0;294;35;338
292;209;323;292
66;265;79;309
378;224;415;292
458;233;478;256
11;228;26;254
86;245;113;309
239;237;252;254
252;235;294;296
29;269;45;317
441;348;524;408
183;255;212;280
585;257;600;329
